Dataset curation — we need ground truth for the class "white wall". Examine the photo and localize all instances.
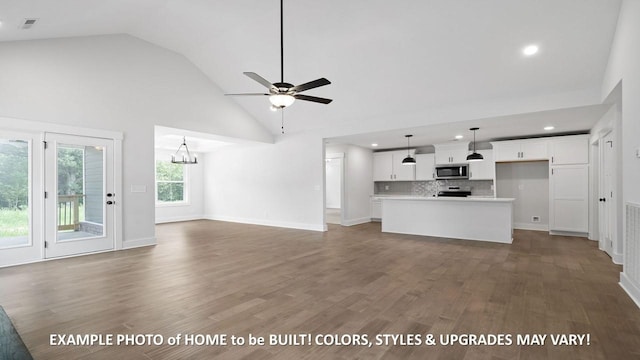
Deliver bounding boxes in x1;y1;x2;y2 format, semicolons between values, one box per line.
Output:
204;133;325;231
326;144;373;226
496;162;549;231
154;150;205;224
0;35;272;248
601;0;640;306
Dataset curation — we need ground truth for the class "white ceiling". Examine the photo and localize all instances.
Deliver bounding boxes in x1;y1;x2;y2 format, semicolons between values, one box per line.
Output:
329;103;611;150
154;126;243;153
0;0;622;142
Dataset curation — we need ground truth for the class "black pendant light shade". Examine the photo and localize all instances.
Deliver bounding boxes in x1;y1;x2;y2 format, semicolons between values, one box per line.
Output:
402;156;416;165
466;127;484;162
466;152;484;161
402;135;416;165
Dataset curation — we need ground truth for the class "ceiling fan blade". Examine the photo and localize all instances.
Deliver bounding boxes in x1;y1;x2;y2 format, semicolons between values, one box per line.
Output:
294;94;333;104
243;72;275;90
290;78;331;93
225;93;270;96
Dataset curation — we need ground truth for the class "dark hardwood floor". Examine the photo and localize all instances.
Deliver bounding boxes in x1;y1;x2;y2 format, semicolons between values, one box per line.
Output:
1;220;639;359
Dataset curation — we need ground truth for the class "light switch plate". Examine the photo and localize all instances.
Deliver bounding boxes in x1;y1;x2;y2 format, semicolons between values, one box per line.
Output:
131;185;147;193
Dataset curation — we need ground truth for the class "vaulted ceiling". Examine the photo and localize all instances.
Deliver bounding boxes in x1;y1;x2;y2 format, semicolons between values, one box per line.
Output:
0;0;622;144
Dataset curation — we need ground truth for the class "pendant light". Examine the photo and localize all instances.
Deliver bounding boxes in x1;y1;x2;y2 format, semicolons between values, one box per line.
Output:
171;137;198;165
466;127;484;162
402;135;416;165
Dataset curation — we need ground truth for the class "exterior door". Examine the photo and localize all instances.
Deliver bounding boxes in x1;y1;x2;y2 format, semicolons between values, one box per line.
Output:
44;133;115;258
0;131;43;267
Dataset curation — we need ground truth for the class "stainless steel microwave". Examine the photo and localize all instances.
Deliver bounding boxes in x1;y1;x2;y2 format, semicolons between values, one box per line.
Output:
435;164;469;180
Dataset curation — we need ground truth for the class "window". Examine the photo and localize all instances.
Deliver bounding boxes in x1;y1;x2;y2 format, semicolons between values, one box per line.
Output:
155;160;186;204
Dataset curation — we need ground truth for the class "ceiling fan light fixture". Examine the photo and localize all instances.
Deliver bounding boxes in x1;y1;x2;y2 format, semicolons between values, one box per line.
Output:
269;94;295;108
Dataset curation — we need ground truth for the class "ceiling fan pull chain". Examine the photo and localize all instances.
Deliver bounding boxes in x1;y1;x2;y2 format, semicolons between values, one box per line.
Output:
281;109;285;134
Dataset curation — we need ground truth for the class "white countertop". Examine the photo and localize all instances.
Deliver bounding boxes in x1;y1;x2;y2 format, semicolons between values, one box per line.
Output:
373;195;514;203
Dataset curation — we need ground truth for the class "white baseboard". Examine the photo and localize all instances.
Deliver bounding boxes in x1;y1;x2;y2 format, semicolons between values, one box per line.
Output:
155;214;204;224
549;230;589;237
620;272;640;309
514;223;549;231
204;215;325;232
342;217;372;226
612;251;623;265
123;237;156;249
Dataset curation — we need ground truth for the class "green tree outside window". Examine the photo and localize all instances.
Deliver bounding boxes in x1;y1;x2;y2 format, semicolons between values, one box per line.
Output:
156;161;186;203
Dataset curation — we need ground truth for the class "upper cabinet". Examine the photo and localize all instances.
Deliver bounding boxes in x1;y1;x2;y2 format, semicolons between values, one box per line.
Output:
492;139;549;162
549;135;589;165
373;150;415;181
469;150;494;180
434;142;469;164
373;152;393;181
415;153;436;181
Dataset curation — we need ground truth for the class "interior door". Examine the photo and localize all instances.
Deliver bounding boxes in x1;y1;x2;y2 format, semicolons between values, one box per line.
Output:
44;133;114;258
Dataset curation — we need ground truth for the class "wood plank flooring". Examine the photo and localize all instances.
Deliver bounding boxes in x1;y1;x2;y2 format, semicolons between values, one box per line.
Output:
1;220;640;359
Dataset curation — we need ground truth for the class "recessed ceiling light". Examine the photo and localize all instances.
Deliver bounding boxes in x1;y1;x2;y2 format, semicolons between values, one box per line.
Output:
455;135;463;140
371;143;378;147
544;126;555;131
523;44;539;56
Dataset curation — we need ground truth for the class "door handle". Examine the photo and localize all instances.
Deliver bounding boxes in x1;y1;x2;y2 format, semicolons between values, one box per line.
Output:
107;193;114;197
599;198;606;202
106;200;114;205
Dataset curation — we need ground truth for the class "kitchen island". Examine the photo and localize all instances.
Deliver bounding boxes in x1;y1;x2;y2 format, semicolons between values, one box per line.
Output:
380;196;515;243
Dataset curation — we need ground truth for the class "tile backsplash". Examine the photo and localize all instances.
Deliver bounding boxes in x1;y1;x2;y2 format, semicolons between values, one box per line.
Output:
374;180;494;197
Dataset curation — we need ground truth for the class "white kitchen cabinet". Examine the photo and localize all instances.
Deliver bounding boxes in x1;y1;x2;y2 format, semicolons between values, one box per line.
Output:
415;153;436;180
549;164;588;233
373;152;393;181
549;135;589;165
434;142;469;164
469;150;494;180
373;150;415;181
492;139;548;162
371;198;382;220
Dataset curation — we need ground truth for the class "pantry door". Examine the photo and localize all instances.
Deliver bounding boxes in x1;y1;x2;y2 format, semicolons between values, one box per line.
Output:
44;133;115;258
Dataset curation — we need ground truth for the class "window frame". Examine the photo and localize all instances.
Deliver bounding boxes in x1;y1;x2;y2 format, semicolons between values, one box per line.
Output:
154;158;189;207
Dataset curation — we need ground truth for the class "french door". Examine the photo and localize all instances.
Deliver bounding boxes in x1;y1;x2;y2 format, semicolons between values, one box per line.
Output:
0;130;42;267
44;133;115;258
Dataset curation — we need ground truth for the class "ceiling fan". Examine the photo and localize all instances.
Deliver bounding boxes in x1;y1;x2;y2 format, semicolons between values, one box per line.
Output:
225;0;332;110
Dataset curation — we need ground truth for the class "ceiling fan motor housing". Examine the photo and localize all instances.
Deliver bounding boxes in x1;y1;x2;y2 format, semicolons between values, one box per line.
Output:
273;82;295;94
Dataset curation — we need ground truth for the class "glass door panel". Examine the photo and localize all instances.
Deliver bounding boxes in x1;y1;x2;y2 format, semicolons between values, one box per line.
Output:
0;139;30;249
56;144;104;241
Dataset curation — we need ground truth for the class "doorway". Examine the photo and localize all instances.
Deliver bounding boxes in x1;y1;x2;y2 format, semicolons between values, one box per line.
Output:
325;153;344;225
44;133;115;258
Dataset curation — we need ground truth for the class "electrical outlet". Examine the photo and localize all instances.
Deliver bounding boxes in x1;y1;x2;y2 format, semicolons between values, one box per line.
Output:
385;185;390;190
532;216;540;222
